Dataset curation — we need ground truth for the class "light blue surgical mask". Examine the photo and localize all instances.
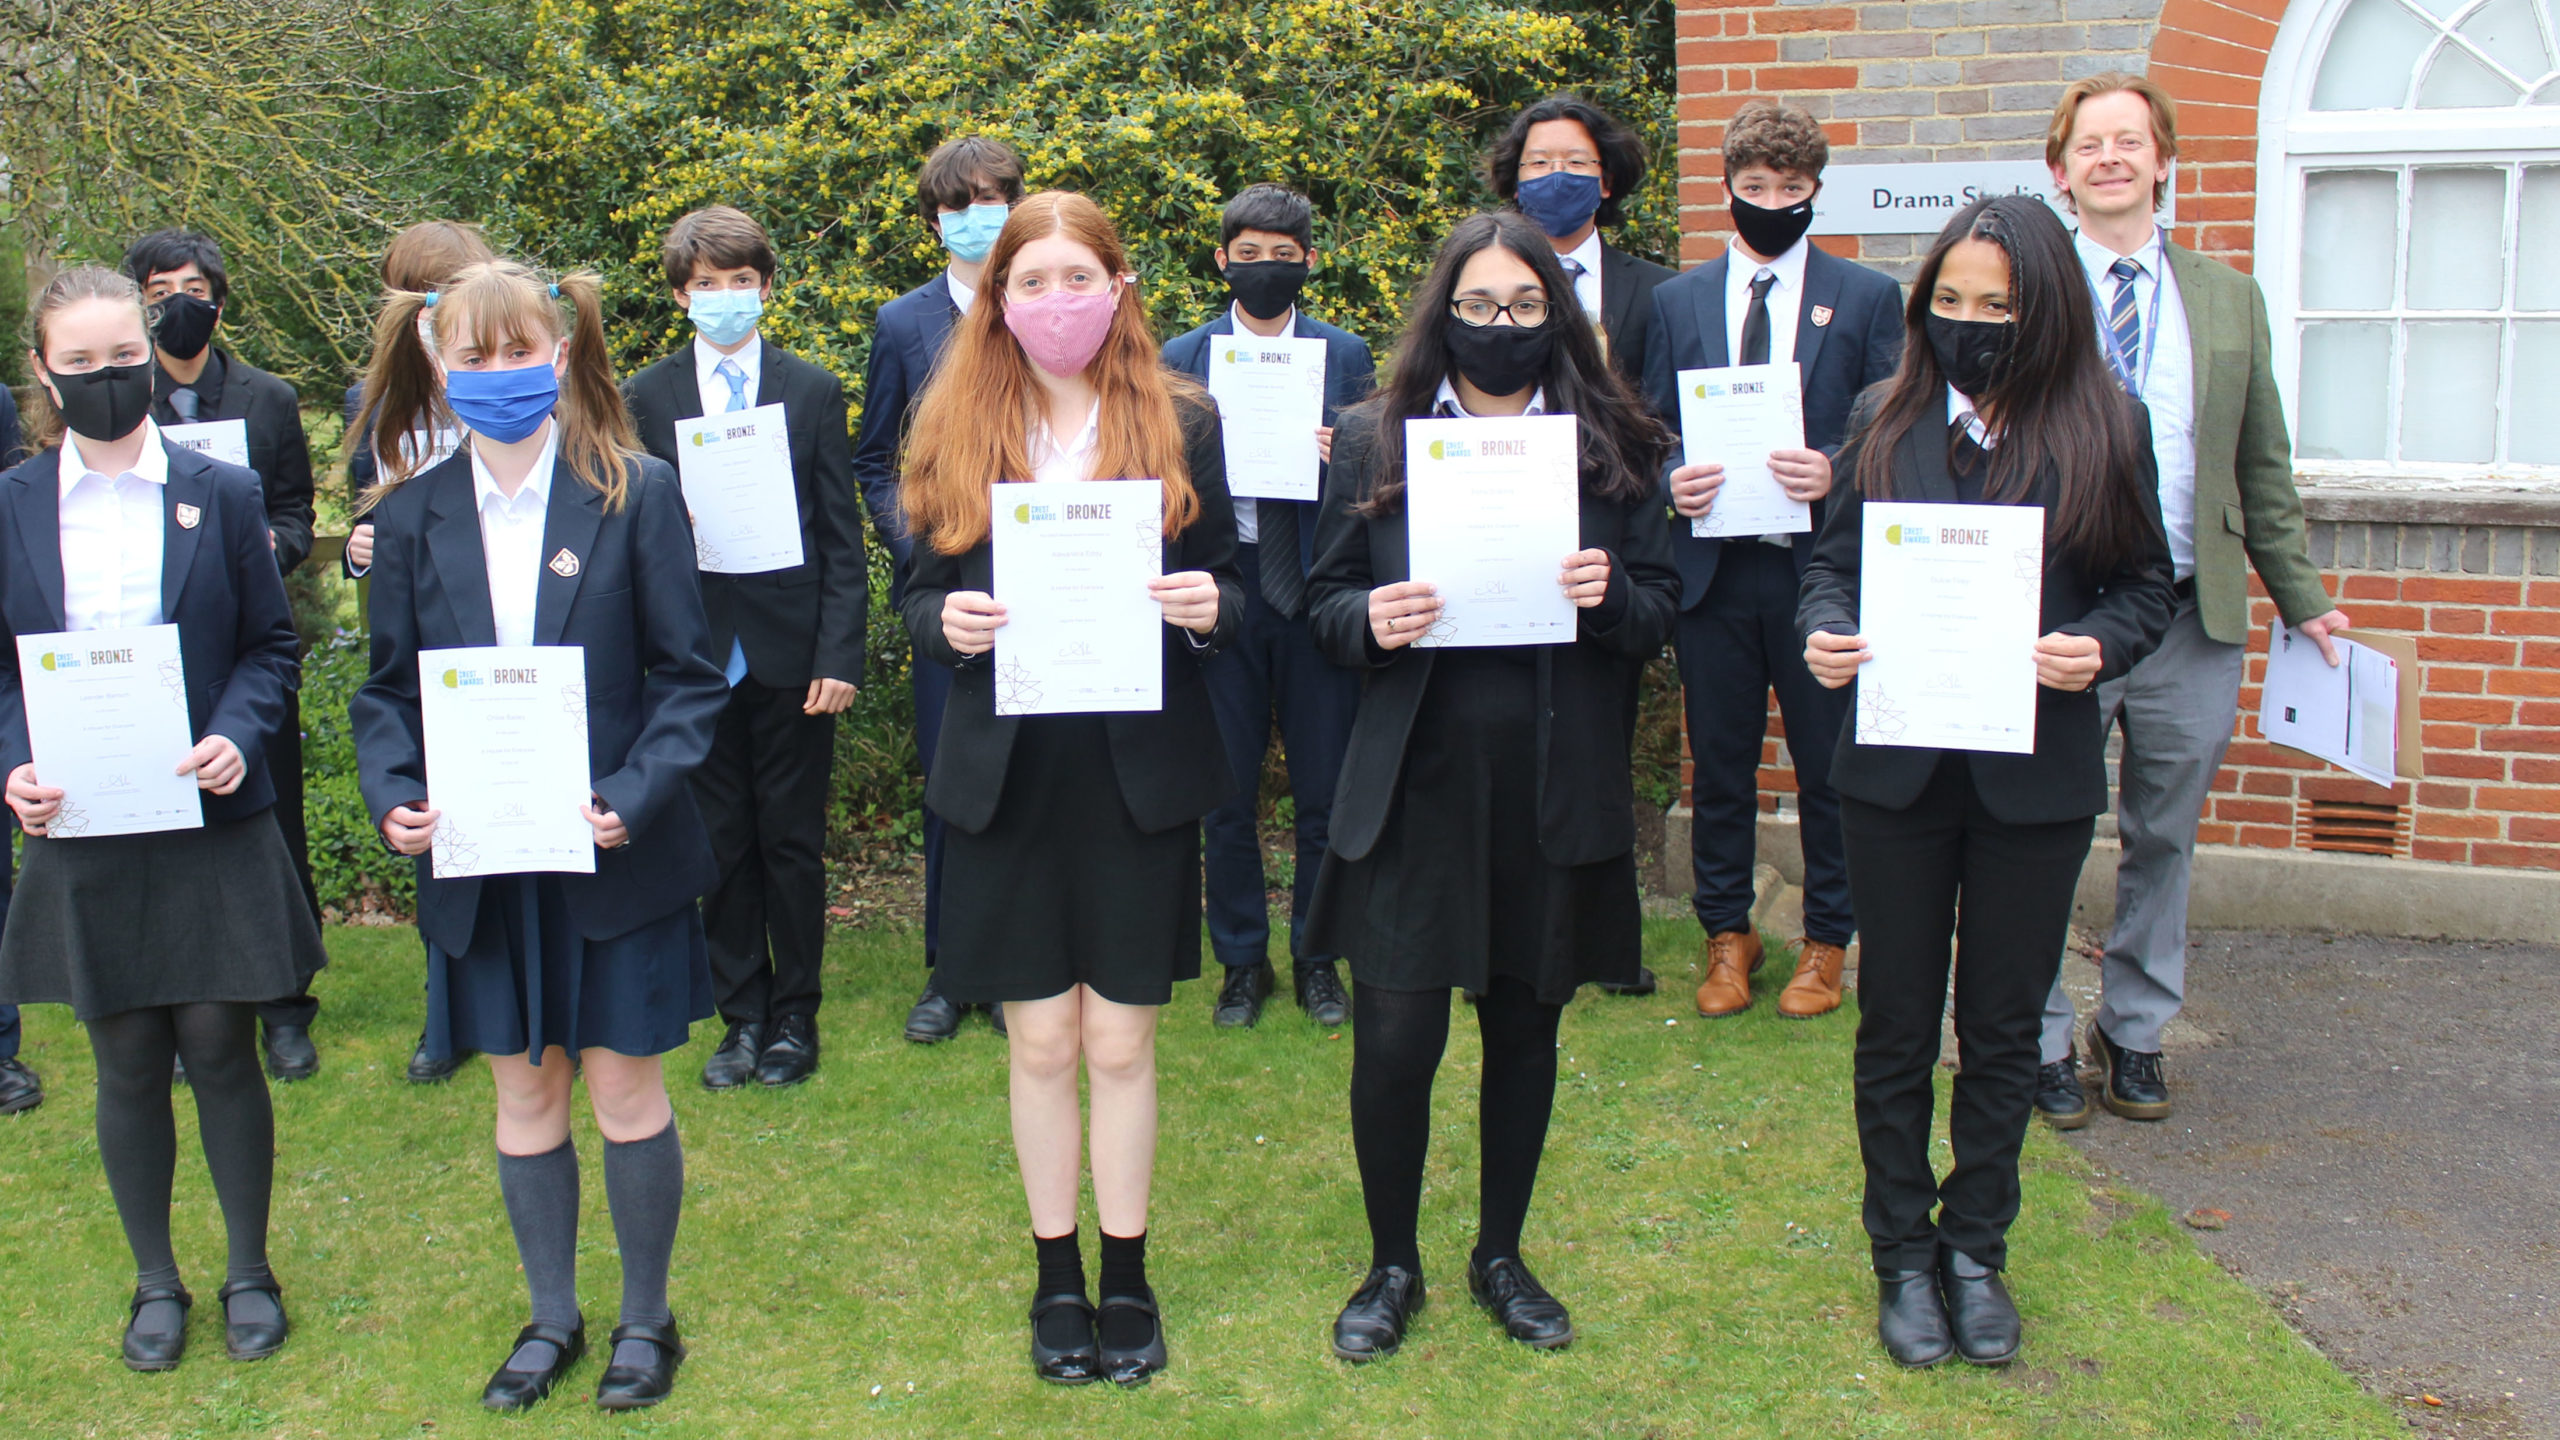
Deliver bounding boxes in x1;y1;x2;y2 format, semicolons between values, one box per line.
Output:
685;288;764;347
938;202;1010;263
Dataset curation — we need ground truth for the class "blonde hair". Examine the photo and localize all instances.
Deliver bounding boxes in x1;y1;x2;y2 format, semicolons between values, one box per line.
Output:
2046;73;2179;212
21;267;152;454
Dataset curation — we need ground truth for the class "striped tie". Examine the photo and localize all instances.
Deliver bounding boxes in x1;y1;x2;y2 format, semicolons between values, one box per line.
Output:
2106;257;2143;391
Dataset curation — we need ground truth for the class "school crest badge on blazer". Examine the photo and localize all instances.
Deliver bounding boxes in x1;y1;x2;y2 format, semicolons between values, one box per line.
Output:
548;548;580;578
174;503;202;530
1810;305;1835;328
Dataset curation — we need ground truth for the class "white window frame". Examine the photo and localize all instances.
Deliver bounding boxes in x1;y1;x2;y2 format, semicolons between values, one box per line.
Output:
2255;0;2560;486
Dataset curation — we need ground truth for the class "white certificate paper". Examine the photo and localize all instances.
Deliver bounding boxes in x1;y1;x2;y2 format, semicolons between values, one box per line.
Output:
1207;335;1328;501
1679;364;1809;538
992;480;1164;715
1855;502;2044;754
1403;415;1580;648
14;625;202;837
674;403;805;575
161;419;251;470
2260;618;2399;787
418;646;595;878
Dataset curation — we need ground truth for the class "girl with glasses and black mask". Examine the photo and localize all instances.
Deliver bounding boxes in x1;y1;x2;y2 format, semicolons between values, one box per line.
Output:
1302;210;1677;1364
1795;195;2175;1370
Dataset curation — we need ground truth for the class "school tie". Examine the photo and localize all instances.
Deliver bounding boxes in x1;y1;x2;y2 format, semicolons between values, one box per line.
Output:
715;357;752;686
1739;269;1776;367
2106;257;2144;392
1256;488;1307;619
169;387;198;422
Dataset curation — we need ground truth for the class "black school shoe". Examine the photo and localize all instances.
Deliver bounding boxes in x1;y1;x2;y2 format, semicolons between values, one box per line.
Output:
481;1319;585;1412
2090;1024;2172;1121
121;1281;193;1372
1875;1268;1954;1368
904;980;961;1044
218;1277;290;1361
262;1022;318;1082
1295;961;1350;1026
1097;1293;1168;1386
0;1056;42;1114
700;1021;763;1089
2033;1057;2092;1130
756;1015;819;1087
1213;961;1272;1028
593;1318;685;1410
1595;965;1659;997
1331;1265;1425;1363
1936;1249;2021;1366
1029;1293;1100;1384
1467;1255;1573;1349
406;1031;473;1084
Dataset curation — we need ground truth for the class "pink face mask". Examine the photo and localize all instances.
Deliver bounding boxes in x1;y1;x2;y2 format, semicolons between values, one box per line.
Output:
1004;287;1118;377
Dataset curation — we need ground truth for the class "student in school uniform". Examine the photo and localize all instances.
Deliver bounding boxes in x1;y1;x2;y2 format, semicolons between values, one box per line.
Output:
625;206;865;1092
1487;95;1677;391
900;190;1241;1388
0;362;25;1115
1160;182;1374;1030
350;260;727;1412
1642;101;1905;1021
122;230;324;1082
1304;211;1678;1363
1795;195;2175;1370
0;266;327;1369
853;135;1027;1044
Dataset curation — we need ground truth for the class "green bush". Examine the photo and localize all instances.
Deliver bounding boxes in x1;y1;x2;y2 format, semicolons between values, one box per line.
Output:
299;627;419;921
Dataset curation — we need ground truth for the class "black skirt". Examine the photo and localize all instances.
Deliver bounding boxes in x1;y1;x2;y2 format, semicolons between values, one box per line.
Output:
1305;649;1641;1004
936;713;1202;1007
0;809;328;1020
423;874;713;1063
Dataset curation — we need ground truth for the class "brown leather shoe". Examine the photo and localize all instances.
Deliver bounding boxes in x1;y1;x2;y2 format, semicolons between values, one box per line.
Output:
1777;940;1848;1019
1693;931;1764;1017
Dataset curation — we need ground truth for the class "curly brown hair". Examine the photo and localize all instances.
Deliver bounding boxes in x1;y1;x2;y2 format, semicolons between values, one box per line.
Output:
1721;101;1829;182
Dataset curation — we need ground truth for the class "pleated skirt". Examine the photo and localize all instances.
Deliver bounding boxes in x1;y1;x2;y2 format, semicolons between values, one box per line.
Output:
423;874;713;1063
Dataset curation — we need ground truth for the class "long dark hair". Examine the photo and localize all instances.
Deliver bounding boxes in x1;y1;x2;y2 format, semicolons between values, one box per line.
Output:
1486;95;1647;230
1353;211;1667;513
1851;195;2159;574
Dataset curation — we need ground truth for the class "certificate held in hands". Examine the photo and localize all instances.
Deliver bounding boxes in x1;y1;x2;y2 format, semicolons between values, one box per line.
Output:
674;403;806;575
1855;502;2044;754
992;479;1164;716
1403;414;1580;648
1677;363;1808;538
418;646;595;878
1207;335;1328;501
15;624;202;837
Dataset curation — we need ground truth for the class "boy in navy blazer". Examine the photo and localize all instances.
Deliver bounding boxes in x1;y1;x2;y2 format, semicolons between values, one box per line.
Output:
1642;103;1904;1023
1160;184;1375;1028
850;136;1026;1044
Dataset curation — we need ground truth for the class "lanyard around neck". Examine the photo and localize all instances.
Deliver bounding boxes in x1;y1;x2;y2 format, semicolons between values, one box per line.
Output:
2086;247;2164;397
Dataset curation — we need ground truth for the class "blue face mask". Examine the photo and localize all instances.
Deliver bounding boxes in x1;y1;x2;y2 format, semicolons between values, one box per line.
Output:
444;359;560;444
938;202;1010;263
685;288;763;347
1515;171;1605;239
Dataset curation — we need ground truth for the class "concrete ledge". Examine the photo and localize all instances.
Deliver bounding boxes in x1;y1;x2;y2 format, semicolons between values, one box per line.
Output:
2298;487;2560;529
1660;808;2560;943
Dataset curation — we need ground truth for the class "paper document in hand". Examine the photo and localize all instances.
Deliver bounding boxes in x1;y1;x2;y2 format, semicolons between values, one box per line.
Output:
1678;364;1809;538
14;624;203;837
419;646;595;878
2259;619;2398;787
1208;335;1328;501
1403;414;1580;648
161;419;250;470
992;479;1165;715
675;403;806;575
1854;502;2043;754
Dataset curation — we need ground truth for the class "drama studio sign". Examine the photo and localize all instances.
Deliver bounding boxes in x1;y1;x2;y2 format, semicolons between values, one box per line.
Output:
1809;161;2173;236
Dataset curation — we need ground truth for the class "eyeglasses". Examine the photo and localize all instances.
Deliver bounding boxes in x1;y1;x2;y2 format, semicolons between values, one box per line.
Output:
1450;297;1551;328
1517;156;1603;178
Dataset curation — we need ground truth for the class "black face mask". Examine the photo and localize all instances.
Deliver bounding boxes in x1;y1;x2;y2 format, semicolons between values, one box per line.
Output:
1925;312;2015;400
44;361;158;444
1730;193;1815;259
1223;260;1309;323
1443;319;1556;400
149;293;221;361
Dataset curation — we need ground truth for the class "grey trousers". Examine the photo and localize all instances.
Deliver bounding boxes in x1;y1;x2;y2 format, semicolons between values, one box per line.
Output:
2041;598;2245;1062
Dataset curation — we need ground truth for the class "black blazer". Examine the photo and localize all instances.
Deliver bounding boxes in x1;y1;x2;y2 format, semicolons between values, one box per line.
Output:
150;349;317;576
624;343;868;688
899;396;1244;836
1599;241;1677;387
351;450;729;953
0;385;22;471
1306;410;1680;867
1643;244;1906;612
851;273;966;596
1795;394;2177;825
0;439;301;822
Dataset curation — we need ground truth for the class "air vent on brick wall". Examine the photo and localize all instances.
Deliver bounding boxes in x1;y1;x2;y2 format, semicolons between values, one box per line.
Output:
2296;798;2408;857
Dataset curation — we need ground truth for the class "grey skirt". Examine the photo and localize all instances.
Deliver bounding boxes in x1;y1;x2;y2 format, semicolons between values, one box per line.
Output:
0;808;328;1020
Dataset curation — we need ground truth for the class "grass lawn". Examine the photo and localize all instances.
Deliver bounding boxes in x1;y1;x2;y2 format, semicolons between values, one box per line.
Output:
0;921;2399;1439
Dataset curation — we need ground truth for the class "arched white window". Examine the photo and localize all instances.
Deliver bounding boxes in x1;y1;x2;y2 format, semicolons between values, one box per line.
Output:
2257;0;2560;484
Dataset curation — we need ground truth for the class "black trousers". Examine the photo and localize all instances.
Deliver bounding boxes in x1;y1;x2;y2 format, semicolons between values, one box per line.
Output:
694;679;836;1024
257;688;322;1030
913;653;953;965
1840;754;2093;1273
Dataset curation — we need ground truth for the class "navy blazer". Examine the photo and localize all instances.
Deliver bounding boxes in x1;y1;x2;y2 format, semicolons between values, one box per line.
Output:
0;439;301;823
1643;244;1905;612
149;348;318;577
351;449;728;953
1160;307;1376;603
1599;241;1678;386
851;273;966;594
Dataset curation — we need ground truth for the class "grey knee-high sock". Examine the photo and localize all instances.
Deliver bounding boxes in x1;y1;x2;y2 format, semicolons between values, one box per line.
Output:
603;1118;683;1366
496;1138;581;1370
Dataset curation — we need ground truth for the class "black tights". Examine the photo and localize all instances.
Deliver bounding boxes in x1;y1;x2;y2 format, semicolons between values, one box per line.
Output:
86;1002;275;1292
1349;977;1563;1274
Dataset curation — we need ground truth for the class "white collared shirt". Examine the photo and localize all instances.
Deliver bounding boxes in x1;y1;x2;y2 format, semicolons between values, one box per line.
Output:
1223;302;1307;546
1948;386;2000;451
1560;230;1604;321
471;425;558;649
2074;226;2197;579
1433;376;1550;418
1724;238;1811;367
58;421;171;633
946;269;979;317
1028;400;1102;485
693;333;764;418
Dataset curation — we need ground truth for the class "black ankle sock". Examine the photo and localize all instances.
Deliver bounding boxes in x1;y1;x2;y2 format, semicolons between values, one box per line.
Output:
1097;1231;1154;1350
1032;1230;1089;1349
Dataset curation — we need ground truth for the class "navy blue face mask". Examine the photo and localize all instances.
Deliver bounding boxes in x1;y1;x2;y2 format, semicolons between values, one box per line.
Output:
444;360;560;444
1514;171;1605;239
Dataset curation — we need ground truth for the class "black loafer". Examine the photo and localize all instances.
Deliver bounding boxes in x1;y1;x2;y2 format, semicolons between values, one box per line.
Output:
1331;1265;1425;1363
904;982;960;1044
217;1277;289;1361
985;1001;1008;1038
0;1055;42;1114
1028;1293;1100;1384
1213;961;1272;1028
756;1015;819;1087
262;1022;319;1082
480;1319;585;1412
1467;1255;1572;1349
1097;1293;1168;1386
2091;1024;2171;1121
1937;1249;2020;1366
2033;1057;2091;1130
121;1281;192;1372
593;1317;684;1410
1295;961;1350;1026
406;1031;472;1084
699;1021;763;1090
1596;964;1659;997
1876;1268;1954;1368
